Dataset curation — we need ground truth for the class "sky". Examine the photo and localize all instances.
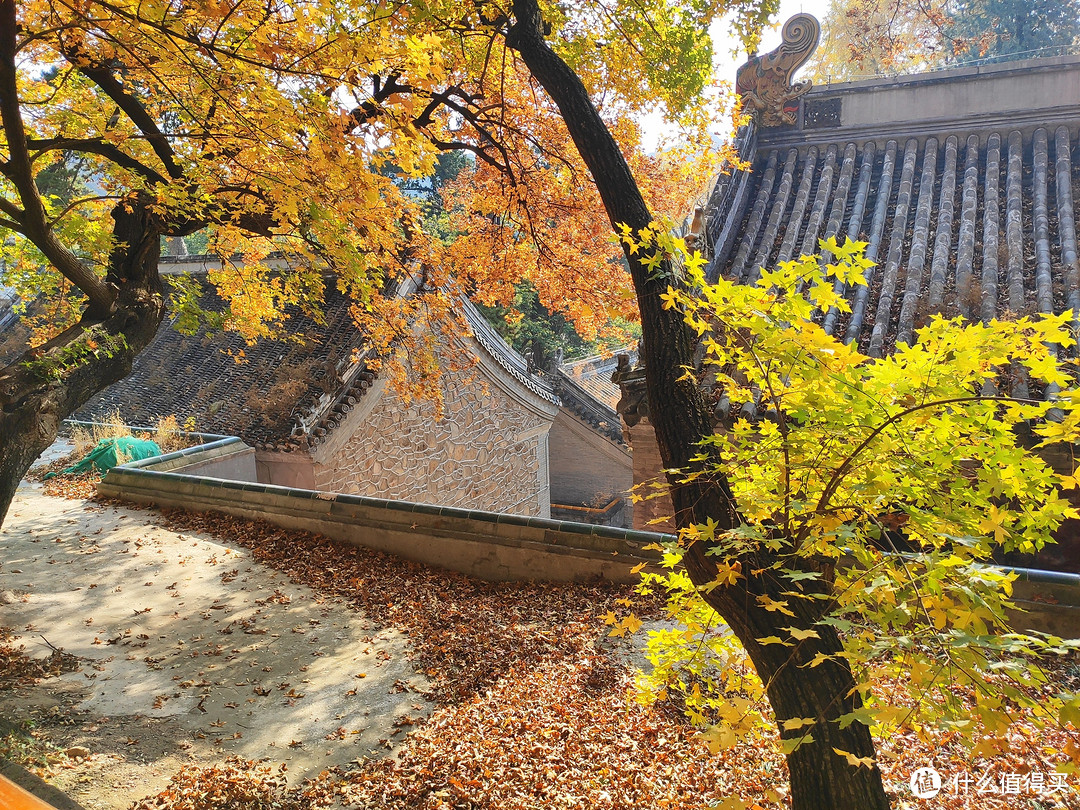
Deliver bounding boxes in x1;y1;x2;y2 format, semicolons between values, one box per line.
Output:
717;0;834;76
639;0;833;150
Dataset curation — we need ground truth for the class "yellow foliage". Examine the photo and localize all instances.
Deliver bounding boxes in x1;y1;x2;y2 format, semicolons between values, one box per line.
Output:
631;234;1080;768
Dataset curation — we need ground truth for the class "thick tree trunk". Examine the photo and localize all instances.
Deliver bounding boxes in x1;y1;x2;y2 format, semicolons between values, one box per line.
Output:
0;199;166;526
507;3;890;807
681;542;888;808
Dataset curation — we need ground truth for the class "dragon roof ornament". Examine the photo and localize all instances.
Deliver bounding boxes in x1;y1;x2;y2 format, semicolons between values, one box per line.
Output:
736;14;821;127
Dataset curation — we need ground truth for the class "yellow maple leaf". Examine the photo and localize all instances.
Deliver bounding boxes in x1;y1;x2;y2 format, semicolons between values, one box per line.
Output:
832;747;876;769
978;505;1010;544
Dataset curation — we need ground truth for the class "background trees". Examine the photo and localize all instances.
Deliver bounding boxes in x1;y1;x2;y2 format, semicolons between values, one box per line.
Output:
947;0;1080;63
809;0;949;80
808;0;1080;81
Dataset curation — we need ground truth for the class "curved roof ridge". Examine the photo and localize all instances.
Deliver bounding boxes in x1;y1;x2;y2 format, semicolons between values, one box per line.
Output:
458;295;560;407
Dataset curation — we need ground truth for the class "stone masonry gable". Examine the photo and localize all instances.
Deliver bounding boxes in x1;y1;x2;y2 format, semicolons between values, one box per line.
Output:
311;355;555;516
310;302;560;517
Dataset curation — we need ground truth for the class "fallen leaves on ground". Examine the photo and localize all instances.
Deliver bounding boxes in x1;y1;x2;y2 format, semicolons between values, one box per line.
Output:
63;501;1080;809
322;654;789;810
143;505;651;702
41;473;101;500
129;757;288;810
26;452;101;500
0;626;80;687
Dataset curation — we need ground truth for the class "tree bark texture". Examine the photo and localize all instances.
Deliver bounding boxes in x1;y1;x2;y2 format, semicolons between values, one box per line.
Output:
0;199;166;525
507;3;889;807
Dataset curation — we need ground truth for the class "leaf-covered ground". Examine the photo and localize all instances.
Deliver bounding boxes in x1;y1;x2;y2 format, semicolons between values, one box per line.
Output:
120;505;1080;810
0;627;81;689
147;507;646;705
24;452;101;500
5;480;1078;809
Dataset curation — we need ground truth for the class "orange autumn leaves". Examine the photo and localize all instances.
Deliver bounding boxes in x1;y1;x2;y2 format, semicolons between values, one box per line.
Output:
6;0;744;408
432;59;736;345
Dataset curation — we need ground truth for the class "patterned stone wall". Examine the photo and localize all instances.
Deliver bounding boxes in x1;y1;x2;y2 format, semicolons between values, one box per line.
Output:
311;349;557;517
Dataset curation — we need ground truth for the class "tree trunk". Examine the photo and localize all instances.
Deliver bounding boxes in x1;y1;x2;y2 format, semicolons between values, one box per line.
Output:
0;198;166;526
681;542;889;808
507;3;890;807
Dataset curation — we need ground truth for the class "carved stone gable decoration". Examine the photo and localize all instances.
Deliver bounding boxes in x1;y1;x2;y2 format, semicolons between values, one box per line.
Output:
736;14;821;127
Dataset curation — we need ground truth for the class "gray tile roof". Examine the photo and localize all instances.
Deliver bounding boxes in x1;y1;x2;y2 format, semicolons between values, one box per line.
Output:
74;274;373;451
700;55;1080;402
71;269;563;451
551;352;637;445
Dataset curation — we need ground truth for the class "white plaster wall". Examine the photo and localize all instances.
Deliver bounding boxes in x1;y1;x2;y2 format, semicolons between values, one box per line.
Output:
548;411;632;509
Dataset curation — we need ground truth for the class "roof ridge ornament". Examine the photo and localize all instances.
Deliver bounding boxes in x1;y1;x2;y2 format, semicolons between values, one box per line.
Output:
736;13;821;127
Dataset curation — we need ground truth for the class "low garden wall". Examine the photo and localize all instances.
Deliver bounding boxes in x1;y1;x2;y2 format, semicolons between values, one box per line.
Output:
98;438;663;584
97;437;1080;636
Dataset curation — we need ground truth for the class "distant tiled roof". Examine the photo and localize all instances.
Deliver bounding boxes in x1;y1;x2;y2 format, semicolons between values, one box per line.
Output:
0;290;29;366
553;352;635;444
74;267;565;451
557;353;630;410
700;55;1080;403
75;274;374;451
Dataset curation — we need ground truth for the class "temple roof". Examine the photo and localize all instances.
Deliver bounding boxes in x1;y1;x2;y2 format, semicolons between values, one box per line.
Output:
72;263;560;451
0;289;27;364
552;352;635;444
700;52;1080;394
75;272;375;451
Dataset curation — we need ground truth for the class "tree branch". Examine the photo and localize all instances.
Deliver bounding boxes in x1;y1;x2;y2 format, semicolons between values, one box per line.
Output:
0;194;23;223
0;0;114;315
814;395;1039;517
67;56;184;180
343;72;410;129
27;137;169;185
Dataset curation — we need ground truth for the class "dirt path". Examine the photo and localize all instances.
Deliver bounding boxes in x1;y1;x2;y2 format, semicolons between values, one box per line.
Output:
0;481;432;810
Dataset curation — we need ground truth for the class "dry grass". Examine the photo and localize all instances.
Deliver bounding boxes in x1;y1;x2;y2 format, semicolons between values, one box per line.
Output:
153;414;186;453
31;411;195;500
70;408;130;455
68;410;191;459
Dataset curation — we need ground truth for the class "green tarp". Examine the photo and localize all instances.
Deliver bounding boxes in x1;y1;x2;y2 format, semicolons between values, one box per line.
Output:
46;437;162;478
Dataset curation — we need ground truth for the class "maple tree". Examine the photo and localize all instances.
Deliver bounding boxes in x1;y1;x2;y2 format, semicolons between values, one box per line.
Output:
0;0;451;522
6;1;1076;808
628;234;1080;802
